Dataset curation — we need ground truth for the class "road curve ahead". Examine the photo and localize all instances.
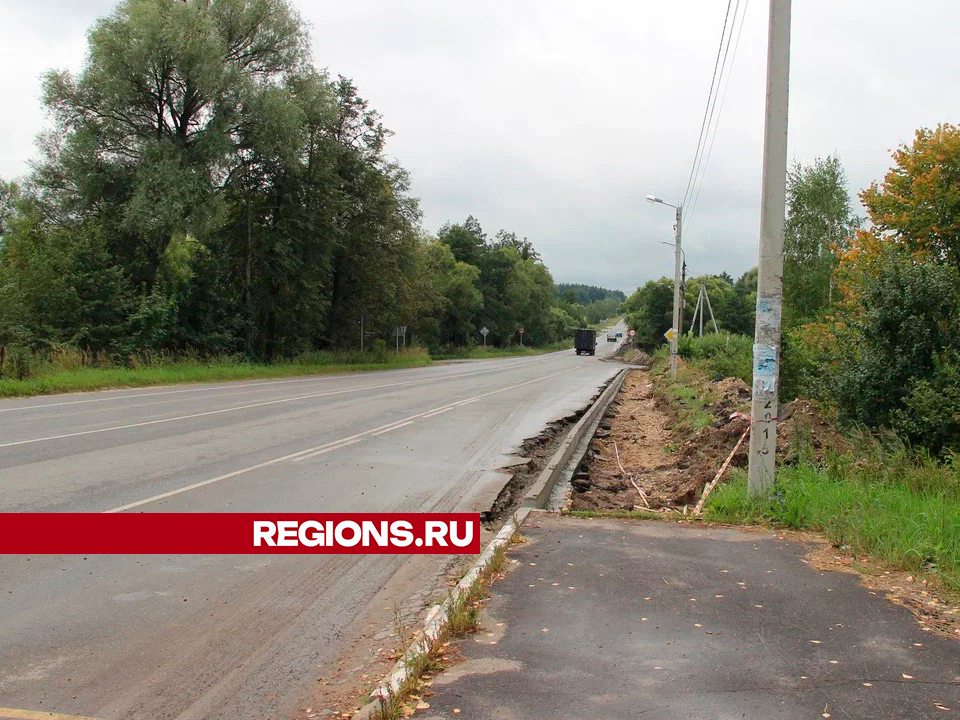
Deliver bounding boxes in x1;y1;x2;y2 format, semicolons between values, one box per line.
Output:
0;324;625;720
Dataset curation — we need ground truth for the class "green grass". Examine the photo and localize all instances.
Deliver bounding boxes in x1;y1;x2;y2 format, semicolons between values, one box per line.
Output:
655;343;960;594
654;363;717;434
707;451;960;591
431;341;569;361
0;349;431;398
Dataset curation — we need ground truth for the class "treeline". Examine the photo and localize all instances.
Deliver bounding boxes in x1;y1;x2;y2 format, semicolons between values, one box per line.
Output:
556;283;626;325
780;133;960;454
0;0;582;366
622;269;757;348
626;128;960;454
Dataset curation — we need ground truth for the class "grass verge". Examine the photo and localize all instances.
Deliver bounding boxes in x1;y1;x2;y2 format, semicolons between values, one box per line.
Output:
431;341;569;361
649;349;718;434
706;453;960;592
0;349;431;398
652;346;960;595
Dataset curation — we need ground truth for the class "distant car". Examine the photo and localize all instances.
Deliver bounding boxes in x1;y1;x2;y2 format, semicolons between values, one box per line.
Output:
607;333;616;342
615;331;623;338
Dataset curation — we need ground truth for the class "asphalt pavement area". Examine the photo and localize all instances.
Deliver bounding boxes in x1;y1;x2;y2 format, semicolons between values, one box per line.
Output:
419;514;960;719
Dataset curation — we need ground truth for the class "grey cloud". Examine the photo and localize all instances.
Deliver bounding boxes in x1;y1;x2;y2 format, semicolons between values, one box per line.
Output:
2;0;959;294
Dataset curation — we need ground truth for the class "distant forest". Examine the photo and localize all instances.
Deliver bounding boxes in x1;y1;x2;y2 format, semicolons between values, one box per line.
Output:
555;284;626;325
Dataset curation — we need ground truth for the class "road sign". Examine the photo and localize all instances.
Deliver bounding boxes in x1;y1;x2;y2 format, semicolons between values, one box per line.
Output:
629;330;636;337
664;327;678;342
480;327;489;337
518;327;524;334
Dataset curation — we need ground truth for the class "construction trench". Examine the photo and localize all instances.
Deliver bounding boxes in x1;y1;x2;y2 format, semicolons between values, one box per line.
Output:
567;362;845;513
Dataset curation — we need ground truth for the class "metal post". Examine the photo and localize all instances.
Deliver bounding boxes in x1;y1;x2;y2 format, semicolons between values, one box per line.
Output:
670;206;682;379
748;0;792;496
360;315;364;352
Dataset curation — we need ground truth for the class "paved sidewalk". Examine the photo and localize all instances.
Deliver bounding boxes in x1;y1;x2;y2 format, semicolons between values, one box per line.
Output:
421;515;960;720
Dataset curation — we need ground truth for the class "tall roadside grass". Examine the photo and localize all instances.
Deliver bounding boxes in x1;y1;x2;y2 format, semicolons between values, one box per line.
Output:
707;435;960;592
677;331;752;384
0;346;431;398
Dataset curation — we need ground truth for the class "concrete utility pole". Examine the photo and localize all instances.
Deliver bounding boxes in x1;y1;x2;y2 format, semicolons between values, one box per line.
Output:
748;0;792;496
670;205;682;379
679;257;686;337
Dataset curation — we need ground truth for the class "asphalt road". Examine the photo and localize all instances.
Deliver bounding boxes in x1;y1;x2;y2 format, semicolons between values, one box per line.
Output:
425;515;960;720
0;324;624;720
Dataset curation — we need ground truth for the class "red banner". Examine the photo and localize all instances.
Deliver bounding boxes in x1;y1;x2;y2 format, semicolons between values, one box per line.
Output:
0;513;482;554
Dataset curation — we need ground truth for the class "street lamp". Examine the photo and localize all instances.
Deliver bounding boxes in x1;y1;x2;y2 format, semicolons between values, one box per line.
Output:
646;194;683;379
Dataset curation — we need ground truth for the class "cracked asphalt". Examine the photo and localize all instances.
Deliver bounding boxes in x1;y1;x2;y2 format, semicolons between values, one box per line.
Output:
421;514;960;720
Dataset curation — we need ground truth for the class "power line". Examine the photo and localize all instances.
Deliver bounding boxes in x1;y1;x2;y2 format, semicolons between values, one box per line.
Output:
685;0;751;232
686;0;740;217
680;0;735;213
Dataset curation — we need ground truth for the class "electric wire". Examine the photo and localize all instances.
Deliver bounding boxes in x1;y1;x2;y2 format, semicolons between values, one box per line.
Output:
685;0;751;234
680;0;735;214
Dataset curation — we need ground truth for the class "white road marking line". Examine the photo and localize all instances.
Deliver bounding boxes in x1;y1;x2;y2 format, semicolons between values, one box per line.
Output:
420;406;454;418
371;420;415;436
455;398;480;406
103;367;572;512
0;360;551;449
290;438;362;462
0;356;547;414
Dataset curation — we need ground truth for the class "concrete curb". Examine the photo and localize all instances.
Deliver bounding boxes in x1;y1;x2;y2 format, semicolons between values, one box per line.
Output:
523;368;627;508
354;368;628;719
354;512;528;719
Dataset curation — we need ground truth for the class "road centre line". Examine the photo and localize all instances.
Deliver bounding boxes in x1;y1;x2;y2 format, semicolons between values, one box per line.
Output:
371;420;415;436
103;367;572;513
420;406;453;419
0;355;546;414
289;438;362;463
0;359;552;449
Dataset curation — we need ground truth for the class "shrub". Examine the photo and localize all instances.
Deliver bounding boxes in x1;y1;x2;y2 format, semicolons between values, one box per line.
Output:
677;332;752;384
1;346;35;380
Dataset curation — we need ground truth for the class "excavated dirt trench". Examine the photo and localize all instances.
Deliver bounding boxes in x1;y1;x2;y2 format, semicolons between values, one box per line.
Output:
569;369;698;511
570;366;848;512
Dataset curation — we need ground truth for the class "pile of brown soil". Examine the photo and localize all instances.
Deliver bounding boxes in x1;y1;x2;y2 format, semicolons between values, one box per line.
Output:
779;399;849;463
612;345;652;368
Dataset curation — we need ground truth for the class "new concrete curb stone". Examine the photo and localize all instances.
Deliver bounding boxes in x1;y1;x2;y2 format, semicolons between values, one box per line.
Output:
353;368;628;719
523;367;627;508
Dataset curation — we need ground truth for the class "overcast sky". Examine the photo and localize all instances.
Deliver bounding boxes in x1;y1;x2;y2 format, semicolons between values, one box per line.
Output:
2;1;958;293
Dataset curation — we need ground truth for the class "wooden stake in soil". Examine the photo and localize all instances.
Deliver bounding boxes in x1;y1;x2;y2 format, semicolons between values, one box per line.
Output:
694;418;750;516
613;441;649;509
